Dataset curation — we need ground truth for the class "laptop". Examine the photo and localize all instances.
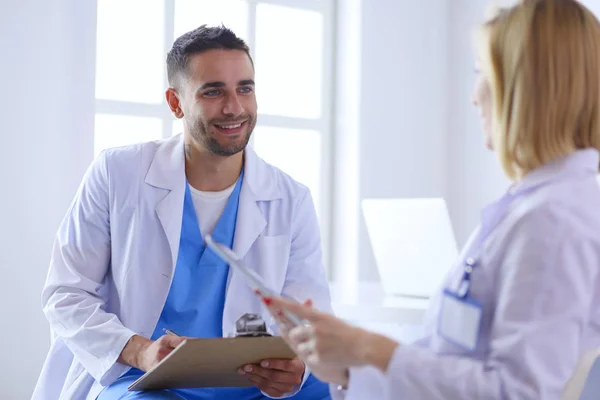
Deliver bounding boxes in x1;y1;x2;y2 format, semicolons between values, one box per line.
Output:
362;198;459;298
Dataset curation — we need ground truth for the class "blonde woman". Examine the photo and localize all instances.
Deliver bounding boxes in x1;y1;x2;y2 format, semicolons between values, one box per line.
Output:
265;0;600;398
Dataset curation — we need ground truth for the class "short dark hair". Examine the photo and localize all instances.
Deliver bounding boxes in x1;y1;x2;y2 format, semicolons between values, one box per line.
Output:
166;24;252;87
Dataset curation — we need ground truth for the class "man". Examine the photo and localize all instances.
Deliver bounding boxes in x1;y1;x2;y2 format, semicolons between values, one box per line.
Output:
32;25;332;400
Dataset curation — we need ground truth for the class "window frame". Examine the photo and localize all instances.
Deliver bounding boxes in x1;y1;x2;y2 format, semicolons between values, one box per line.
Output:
95;0;335;275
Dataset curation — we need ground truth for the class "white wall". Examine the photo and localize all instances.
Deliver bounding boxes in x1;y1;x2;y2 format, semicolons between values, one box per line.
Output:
338;0;526;281
330;0;361;293
348;0;528;282
6;0;599;397
0;0;97;398
445;0;511;245
357;0;450;280
581;1;600;21
445;0;600;245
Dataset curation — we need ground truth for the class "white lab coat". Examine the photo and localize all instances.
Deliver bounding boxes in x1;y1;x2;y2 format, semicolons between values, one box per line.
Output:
31;134;331;400
335;149;600;400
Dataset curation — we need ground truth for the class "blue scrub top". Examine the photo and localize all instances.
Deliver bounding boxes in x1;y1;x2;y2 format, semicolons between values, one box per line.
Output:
99;170;330;400
101;171;262;399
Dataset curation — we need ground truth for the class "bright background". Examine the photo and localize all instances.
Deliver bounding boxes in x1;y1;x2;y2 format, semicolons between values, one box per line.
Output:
2;0;600;397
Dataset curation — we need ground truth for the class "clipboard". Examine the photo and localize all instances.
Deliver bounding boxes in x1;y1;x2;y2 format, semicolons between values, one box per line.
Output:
128;335;296;390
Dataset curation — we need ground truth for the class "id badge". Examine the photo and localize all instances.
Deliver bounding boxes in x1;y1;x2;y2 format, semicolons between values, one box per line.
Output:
438;289;482;351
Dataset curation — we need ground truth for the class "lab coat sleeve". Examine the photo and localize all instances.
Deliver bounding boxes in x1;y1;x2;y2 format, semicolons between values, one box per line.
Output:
331;366;391;400
265;188;333;399
283;188;332;313
41;150;137;385
352;209;599;399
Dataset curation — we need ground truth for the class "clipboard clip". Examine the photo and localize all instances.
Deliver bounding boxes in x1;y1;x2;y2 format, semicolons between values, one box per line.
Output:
235;313;272;337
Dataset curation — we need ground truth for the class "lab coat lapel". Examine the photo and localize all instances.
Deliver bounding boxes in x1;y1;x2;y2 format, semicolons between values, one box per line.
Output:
223;146;282;335
232;187;266;259
231;147;278;258
144;134;186;275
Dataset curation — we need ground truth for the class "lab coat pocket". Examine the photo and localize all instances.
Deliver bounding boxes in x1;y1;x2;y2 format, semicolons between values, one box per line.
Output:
252;235;291;293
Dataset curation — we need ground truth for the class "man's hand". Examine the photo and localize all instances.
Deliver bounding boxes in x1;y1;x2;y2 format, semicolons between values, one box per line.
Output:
119;334;186;372
238;357;305;397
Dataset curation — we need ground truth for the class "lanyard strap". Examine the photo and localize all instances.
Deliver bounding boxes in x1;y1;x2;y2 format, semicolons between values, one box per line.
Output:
455;177;566;298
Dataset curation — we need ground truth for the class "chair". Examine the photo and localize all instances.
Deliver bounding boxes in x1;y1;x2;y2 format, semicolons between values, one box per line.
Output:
562;348;600;400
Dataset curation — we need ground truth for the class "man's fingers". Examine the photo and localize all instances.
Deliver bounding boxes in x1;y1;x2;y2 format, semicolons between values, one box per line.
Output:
152;335;188;364
259;358;296;372
240;365;301;385
238;357;304;396
155;345;172;361
245;374;272;392
162;335;186;348
246;374;293;396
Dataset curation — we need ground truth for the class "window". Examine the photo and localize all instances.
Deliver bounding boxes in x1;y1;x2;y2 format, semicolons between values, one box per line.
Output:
94;0;334;270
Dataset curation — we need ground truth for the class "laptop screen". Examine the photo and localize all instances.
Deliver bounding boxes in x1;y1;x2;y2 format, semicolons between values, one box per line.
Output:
362;198;459;298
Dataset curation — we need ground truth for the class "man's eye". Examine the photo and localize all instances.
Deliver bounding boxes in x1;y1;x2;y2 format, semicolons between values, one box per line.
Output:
239;86;253;94
204;90;221;97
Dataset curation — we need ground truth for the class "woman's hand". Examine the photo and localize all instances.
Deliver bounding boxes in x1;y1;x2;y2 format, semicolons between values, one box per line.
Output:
265;296;400;378
267;298;351;385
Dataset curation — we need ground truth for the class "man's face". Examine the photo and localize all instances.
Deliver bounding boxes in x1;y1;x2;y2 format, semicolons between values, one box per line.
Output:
178;49;257;156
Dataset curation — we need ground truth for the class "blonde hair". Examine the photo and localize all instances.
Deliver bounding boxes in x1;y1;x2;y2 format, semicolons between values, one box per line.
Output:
476;0;600;179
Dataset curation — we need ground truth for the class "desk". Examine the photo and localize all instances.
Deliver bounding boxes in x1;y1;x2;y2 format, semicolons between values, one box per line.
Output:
329;281;430;341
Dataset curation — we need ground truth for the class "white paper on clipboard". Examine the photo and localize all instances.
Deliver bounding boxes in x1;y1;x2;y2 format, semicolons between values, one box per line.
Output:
205;234;305;327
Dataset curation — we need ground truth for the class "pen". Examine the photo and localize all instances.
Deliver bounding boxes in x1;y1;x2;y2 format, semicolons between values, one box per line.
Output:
163;328;181;337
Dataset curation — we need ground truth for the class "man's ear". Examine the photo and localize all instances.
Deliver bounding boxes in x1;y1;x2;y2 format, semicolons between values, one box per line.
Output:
166;88;184;118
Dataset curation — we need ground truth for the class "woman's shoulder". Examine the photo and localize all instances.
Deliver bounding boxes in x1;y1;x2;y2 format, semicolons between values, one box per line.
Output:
502;176;600;247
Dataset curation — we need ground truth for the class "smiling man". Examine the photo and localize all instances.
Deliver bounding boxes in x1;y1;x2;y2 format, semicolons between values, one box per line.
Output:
33;25;332;400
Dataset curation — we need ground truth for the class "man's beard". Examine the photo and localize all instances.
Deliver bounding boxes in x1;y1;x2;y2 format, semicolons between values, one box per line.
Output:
189;115;256;156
